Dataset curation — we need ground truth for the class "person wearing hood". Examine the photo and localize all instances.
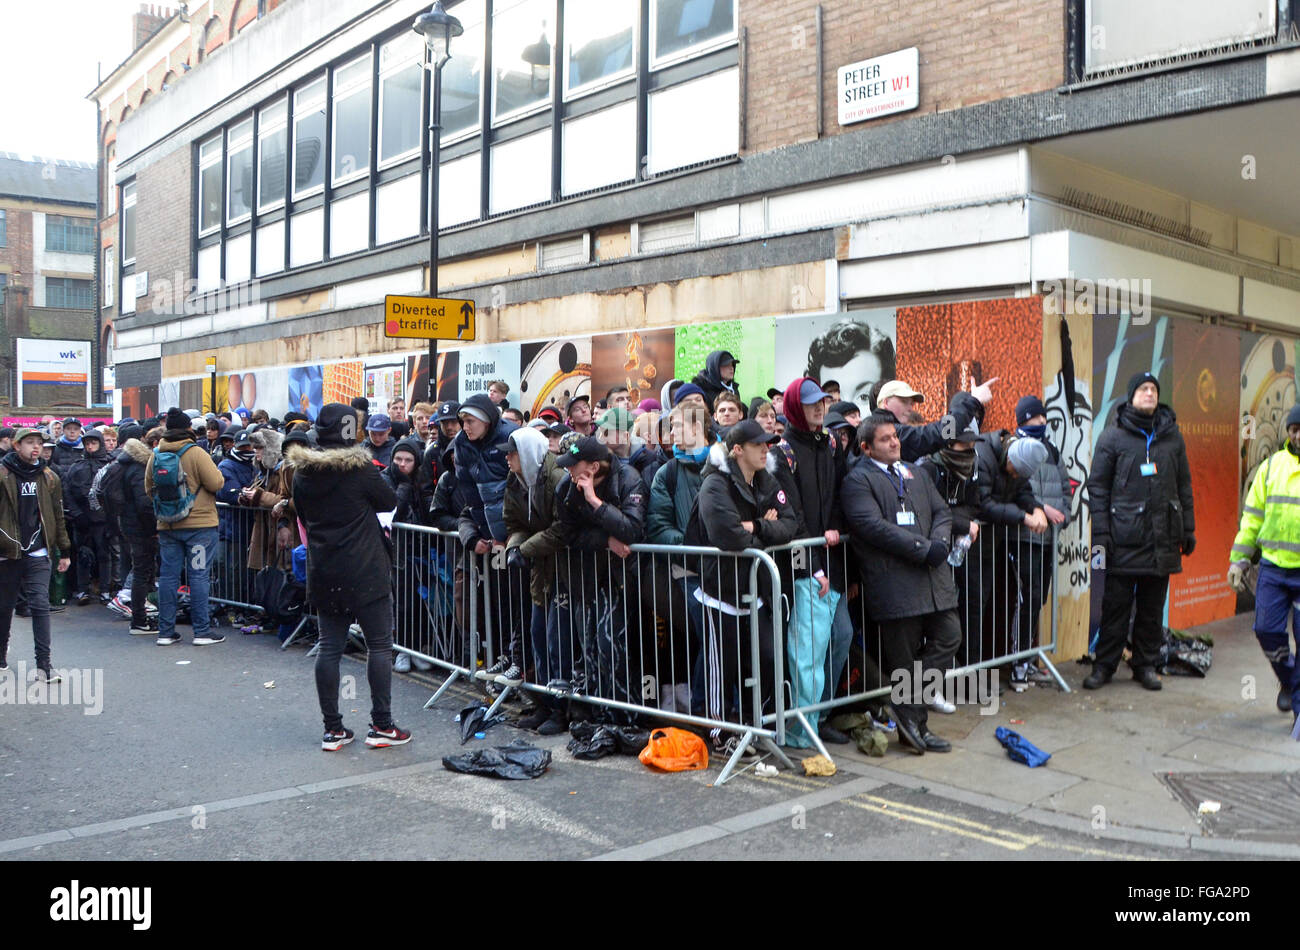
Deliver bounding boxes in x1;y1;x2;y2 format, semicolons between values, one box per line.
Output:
0;428;72;681
597;407;662;490
383;437;429;527
660;377;685;412
289;403;410;751
420;400;461;491
1230;403;1300;722
240;428;293;574
50;417;85;477
769;377;855;745
1011;394;1073;687
145;408;226;646
1086;372;1194;692
105;425;159;634
684;420;798;756
502;426;569;732
691;351;740;411
64;428;113;606
875;379;996;462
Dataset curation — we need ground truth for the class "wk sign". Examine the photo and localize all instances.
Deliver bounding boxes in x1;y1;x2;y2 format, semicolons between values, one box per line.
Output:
838;47;919;126
384;295;476;341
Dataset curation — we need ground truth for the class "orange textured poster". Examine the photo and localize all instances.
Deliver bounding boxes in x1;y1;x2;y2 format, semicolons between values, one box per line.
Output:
1168;322;1240;628
896;297;1043;432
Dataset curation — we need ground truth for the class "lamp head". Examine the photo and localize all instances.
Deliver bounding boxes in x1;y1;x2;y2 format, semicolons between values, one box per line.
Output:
413;2;463;68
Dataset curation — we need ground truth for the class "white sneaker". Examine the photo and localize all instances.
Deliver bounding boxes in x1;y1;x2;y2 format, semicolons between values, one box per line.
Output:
393;652;411;673
928;692;957;714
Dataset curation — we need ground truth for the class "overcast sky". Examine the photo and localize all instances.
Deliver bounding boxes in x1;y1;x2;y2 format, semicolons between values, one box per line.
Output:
0;0;147;162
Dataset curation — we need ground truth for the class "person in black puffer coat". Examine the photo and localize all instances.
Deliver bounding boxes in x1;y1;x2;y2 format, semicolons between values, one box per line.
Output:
289;403;408;751
1085;372;1194;691
107;428;159;630
64;429;113;605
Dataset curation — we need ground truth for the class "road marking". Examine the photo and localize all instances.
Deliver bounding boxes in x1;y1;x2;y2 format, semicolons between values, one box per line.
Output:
843;798;1031;851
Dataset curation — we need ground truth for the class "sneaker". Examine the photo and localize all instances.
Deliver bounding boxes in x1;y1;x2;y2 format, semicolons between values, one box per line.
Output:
928;692;958;714
156;633;181;646
545;678;572;695
39;668;63;684
365;723;412;748
322;727;355;752
393;652;411;673
479;654;510;681
193;633;226;646
494;663;523;687
1026;664;1054;685
713;733;760;760
411;655;433;672
74;591;91;606
99;591;113;604
107;596;131;618
130;619;160;635
1009;664;1030;693
537;710;569;736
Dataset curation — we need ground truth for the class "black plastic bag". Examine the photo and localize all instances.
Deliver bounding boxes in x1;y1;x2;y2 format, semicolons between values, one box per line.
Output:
442;739;551;780
1157;627;1212;677
458;702;503;744
567;722;649;759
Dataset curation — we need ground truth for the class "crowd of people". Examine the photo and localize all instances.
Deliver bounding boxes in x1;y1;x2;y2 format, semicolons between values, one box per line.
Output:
25;348;1296;756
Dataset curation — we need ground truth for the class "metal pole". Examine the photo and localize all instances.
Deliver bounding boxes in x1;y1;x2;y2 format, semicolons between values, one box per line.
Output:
427;58;442;402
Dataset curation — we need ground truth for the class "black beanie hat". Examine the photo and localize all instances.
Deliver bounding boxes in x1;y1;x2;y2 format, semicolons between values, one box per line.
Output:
1015;395;1047;427
1126;372;1160;403
315;403;358;447
118;423;145;443
165;407;191;432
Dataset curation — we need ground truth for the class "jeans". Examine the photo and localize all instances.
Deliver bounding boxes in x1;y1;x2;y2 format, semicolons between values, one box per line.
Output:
315;596;394;732
1252;561;1300;710
821;595;855;704
0;555;53;669
158;527;218;638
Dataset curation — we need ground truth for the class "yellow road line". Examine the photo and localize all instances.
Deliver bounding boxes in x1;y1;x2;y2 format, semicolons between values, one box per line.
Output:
844;798;1030;851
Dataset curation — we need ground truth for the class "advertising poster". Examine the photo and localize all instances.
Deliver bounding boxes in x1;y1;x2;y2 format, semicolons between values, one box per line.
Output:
458;343;522;405
321;361;364;405
1238;333;1297;500
120;386;158;422
674;317;776;408
519;339;592;420
404;351;459;406
222;368;290;418
364;363;405;410
288;365;324;421
896;297;1042;432
773;309;896;407
1168;322;1241;627
591;329;674;408
16;338;92;408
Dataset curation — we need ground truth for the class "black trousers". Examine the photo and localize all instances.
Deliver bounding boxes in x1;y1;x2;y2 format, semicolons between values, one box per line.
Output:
880;608;962;729
124;531;158;627
72;520;112;594
1095;572;1169;674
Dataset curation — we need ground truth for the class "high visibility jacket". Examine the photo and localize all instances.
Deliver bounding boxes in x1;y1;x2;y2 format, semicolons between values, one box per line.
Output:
1232;445;1300;569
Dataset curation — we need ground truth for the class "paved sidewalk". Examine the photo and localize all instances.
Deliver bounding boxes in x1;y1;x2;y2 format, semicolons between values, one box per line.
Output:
816;610;1300;851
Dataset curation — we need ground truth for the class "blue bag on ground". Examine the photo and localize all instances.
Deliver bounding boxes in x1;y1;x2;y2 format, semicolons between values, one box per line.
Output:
995;726;1051;767
785;578;839;748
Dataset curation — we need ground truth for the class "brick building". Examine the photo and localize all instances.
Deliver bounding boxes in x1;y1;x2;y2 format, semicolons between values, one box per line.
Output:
89;0;1300;653
0;153;98;409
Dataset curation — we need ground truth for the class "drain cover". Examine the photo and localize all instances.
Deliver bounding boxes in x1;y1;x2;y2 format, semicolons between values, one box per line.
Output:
1161;771;1300;842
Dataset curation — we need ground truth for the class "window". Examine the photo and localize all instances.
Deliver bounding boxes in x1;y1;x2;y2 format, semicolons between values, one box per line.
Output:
105;152;117;216
226;117;254;224
103;248;114;308
379;34;423;165
651;0;736;67
121;183;137;263
440;0;485;141
46;277;94;309
45;215;95;254
293;76;327;197
564;0;635;98
332;54;372;184
493;0;554;124
0;274;7;307
0;208;7;246
198;134;223;234
258;99;288;211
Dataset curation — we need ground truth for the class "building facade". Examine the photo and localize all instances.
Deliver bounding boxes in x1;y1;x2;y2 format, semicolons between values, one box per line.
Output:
0;154;98;410
90;0;1300;654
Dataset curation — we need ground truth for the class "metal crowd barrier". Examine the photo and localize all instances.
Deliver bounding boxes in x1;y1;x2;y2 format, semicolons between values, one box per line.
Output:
212;501;265;613
766;522;1067;760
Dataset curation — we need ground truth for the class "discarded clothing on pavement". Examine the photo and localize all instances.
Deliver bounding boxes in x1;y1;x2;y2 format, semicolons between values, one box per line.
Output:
995;726;1051;768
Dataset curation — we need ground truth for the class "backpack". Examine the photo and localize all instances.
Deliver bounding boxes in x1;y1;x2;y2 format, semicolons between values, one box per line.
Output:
91;461;125;516
152;443;199;524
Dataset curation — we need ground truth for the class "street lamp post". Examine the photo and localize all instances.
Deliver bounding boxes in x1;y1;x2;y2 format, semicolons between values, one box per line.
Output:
413;2;463;403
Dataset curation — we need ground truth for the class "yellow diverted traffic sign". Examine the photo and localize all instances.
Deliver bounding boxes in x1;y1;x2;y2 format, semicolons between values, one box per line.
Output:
384;295;476;341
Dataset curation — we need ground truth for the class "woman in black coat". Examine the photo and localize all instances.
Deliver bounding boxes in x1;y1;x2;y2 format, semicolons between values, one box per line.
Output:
289;403;408;751
1085;373;1195;690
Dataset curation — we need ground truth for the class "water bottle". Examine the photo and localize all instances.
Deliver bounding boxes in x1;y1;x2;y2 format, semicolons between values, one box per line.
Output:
947;535;972;567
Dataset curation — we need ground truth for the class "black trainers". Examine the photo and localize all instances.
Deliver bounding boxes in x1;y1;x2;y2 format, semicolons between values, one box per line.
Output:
365;723;412;748
130;619;160;635
322;727;355;752
494;662;523;687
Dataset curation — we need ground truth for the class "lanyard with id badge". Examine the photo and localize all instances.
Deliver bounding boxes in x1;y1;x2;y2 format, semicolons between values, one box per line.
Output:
889;465;916;526
1139;431;1157;477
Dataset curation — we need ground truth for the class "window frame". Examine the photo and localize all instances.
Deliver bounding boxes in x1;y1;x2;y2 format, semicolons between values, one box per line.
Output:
438;0;487;146
562;0;637;102
257;98;289;213
331;53;374;187
198;133;225;236
292;74;328;200
46;276;94;310
377;33;425;169
103;247;114;308
648;0;738;71
45;214;96;254
0;207;6;247
490;0;557;128
121;182;138;265
225;116;255;226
